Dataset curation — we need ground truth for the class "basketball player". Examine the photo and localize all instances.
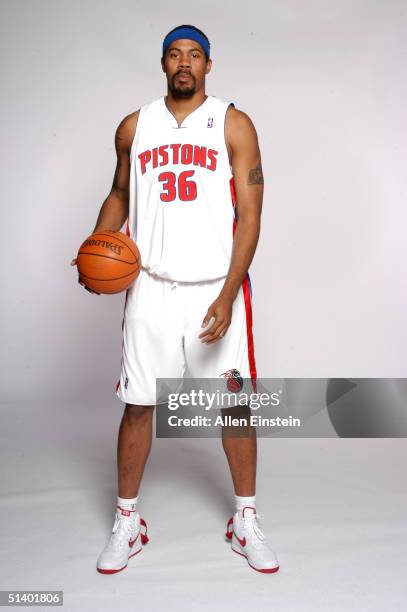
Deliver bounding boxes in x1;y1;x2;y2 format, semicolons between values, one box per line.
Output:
71;25;279;574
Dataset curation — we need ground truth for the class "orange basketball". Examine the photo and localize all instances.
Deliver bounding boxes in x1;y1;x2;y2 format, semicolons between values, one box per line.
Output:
76;231;141;294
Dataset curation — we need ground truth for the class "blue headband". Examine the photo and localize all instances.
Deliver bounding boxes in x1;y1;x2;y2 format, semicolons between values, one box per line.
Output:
162;27;210;58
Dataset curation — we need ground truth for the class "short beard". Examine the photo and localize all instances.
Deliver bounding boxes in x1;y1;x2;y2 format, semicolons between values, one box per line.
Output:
169;73;197;99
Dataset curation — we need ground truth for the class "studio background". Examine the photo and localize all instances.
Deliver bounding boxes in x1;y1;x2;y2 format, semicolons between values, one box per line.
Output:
2;0;406;403
1;1;406;611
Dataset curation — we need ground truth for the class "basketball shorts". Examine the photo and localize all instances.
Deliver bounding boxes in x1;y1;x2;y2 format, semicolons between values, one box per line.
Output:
115;268;257;405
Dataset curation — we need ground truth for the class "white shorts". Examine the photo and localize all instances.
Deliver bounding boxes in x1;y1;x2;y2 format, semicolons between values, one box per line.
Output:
115;268;257;405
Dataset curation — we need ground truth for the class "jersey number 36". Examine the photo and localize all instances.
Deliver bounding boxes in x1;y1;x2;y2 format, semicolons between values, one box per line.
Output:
158;170;197;202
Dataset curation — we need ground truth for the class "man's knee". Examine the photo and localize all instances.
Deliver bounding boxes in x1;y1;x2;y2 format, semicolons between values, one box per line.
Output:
221;404;255;438
221;404;252;420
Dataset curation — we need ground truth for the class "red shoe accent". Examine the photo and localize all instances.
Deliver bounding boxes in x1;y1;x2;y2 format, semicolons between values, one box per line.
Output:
140;517;149;545
225;517;233;540
233;532;246;547
116;505;137;516
231;547;280;574
128;532;139;548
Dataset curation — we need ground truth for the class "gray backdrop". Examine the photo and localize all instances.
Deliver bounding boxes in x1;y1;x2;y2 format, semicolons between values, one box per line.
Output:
1;0;406;404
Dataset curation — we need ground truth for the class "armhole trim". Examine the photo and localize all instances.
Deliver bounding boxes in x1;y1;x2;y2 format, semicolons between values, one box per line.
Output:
224;101;235;171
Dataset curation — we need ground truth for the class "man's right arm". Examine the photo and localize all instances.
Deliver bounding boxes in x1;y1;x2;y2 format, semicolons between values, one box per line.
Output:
70;111;139;291
93;110;139;232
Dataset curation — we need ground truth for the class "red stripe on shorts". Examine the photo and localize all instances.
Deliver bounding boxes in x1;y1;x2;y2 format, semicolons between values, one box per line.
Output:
230;176;257;392
242;274;257;393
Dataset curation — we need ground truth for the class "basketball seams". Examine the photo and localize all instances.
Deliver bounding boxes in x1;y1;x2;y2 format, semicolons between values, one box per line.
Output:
77;252;137;265
85;231;140;261
79;269;138;282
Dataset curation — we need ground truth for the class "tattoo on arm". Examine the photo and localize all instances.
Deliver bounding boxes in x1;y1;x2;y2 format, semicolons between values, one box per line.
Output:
248;164;264;185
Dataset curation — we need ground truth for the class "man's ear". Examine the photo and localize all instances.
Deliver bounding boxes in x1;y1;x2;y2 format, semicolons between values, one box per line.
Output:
161;57;165;72
206;59;212;75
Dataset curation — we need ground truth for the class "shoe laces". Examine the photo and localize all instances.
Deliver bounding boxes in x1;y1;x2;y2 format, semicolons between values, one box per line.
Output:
242;512;266;547
107;514;136;551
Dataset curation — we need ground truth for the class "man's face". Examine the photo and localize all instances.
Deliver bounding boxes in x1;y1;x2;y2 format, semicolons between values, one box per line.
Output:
161;39;212;98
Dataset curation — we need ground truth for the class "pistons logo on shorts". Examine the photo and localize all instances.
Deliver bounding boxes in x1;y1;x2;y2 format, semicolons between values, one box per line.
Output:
220;368;243;393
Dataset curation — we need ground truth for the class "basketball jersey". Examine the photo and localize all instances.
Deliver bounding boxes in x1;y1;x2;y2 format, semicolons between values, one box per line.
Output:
127;95;236;282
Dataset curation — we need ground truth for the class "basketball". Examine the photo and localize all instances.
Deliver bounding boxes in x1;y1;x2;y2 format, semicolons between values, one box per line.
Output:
76;231;141;294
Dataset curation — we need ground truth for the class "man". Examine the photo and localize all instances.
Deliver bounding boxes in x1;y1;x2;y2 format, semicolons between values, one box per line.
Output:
71;24;279;575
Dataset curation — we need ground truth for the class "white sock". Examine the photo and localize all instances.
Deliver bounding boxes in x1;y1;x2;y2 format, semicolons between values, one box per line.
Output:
117;495;138;516
235;494;256;515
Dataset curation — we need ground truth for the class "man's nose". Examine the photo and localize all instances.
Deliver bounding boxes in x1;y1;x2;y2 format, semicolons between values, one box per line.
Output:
178;55;191;68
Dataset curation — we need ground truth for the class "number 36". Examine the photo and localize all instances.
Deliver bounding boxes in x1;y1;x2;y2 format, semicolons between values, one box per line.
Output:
158;170;197;202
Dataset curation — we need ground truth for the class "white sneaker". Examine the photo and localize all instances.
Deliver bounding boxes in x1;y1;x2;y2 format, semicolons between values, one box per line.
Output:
225;506;279;573
96;506;149;574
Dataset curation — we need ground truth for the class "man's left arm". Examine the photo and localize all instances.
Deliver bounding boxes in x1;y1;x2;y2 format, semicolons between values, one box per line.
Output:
199;108;263;344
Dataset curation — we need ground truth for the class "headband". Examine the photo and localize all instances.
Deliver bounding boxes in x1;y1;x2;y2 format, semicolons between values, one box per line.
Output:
162;27;210;58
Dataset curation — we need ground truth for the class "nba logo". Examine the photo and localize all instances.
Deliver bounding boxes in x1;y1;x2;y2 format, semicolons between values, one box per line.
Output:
207;117;214;128
124;377;128;389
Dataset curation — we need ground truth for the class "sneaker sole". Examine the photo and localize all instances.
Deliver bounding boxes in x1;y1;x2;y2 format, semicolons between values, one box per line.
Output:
96;546;142;575
231;546;280;574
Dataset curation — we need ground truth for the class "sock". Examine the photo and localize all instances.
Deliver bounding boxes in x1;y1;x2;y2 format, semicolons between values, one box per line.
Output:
235;494;256;516
116;495;138;517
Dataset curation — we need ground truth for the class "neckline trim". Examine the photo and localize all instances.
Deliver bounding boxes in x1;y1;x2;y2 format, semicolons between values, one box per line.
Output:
163;95;211;128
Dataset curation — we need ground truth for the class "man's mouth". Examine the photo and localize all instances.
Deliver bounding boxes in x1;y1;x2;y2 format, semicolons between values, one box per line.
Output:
176;72;192;81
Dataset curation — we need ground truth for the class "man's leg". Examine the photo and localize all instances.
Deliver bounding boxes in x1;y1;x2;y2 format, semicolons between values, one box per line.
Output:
221;404;256;496
96;403;154;574
117;404;155;498
221;404;279;573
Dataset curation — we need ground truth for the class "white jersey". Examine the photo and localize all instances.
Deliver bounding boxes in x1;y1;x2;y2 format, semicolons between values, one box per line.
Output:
127;95;236;282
